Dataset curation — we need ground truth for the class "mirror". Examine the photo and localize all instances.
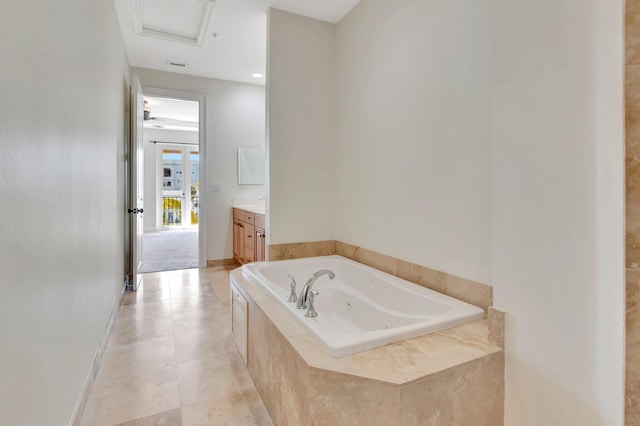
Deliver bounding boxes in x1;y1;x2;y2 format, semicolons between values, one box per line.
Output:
238;147;265;185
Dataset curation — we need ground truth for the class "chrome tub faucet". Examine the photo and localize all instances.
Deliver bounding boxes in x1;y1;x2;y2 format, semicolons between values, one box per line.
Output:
296;269;335;310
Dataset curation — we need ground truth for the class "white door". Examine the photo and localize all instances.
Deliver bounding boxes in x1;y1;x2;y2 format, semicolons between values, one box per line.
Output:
130;77;145;290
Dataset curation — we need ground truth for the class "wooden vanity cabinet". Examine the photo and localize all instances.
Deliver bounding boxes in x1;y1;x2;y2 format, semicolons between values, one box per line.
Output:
232;219;244;261
244;223;255;262
233;208;265;264
254;213;265;262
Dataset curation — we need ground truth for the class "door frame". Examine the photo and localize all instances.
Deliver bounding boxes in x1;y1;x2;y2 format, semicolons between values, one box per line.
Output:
142;86;208;268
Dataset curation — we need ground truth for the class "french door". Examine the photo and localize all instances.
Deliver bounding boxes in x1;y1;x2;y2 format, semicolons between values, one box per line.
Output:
160;144;200;228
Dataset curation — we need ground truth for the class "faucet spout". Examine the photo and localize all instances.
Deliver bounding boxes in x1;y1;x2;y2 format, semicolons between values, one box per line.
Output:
296;269;335;309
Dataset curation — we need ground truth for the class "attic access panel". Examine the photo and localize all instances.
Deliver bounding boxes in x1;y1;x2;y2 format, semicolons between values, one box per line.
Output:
131;0;216;46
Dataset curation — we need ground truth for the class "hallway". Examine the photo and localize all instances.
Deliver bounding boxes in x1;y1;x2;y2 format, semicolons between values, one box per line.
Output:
79;267;272;426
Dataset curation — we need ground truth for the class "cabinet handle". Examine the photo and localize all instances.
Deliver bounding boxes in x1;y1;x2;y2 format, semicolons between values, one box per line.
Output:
256;233;262;238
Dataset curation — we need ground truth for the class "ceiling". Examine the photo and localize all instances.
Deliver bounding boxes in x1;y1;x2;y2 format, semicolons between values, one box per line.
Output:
143;96;199;132
114;0;360;86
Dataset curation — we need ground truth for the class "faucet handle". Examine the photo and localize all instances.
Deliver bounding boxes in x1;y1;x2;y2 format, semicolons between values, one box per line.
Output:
285;274;297;302
304;290;319;318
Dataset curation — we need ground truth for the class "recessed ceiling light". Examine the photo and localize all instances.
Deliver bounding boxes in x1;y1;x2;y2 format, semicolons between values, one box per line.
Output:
251;73;264;78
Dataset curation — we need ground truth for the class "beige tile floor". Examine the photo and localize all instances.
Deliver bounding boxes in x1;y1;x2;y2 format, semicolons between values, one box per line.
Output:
80;267;273;426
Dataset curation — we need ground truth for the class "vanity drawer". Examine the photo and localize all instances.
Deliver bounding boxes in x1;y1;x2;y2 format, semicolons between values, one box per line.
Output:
254;213;265;229
244;224;255;247
233;208;257;224
243;211;255;224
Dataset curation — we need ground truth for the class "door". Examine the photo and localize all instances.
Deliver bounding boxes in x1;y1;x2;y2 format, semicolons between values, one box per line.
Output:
129;77;145;290
255;227;265;262
160;145;199;228
243;223;255;263
233;218;245;263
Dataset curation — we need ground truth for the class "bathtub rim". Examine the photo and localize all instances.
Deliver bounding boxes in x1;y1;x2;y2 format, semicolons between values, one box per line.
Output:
241;255;486;358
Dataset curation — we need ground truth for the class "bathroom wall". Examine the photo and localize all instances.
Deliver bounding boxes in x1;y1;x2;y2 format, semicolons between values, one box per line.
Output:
490;0;624;424
627;0;640;422
131;67;265;261
335;0;492;283
0;0;130;424
266;9;337;247
267;0;625;424
143;128;198;231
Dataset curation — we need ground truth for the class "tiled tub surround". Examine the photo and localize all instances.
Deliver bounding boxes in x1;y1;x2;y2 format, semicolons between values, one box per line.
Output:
628;0;640;421
230;267;505;425
242;255;485;357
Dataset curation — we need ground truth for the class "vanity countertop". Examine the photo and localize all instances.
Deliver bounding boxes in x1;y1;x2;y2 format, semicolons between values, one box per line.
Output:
232;204;265;215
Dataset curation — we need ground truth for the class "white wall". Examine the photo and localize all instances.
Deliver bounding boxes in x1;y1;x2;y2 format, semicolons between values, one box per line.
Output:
0;0;130;424
267;0;625;424
335;0;492;283
267;9;337;245
143;128;198;231
490;0;625;424
131;67;265;261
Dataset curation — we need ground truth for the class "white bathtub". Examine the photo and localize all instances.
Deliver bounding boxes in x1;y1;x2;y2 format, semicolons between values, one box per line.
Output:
239;255;485;358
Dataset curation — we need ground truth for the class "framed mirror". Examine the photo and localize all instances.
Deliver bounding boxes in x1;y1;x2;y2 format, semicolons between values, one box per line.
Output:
238;147;265;185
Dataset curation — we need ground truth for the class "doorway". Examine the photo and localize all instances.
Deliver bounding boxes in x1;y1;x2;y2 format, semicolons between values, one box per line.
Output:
140;94;203;273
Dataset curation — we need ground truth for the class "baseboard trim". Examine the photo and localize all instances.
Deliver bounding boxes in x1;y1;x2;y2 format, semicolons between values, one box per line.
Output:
206;258;238;268
69;276;127;426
